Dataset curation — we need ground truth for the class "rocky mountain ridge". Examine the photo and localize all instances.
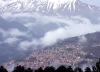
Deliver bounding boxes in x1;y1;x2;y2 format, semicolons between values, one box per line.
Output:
0;0;100;17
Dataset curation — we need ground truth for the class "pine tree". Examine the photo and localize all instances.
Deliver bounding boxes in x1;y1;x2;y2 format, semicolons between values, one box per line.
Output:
37;67;43;72
74;67;83;72
96;59;100;72
0;66;8;72
47;66;55;72
34;69;38;72
67;66;74;72
85;67;91;72
12;65;25;72
92;66;98;72
56;65;67;72
25;68;33;72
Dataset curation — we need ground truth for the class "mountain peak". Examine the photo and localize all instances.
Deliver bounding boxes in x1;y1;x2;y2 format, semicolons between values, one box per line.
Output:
42;0;77;11
0;0;77;12
0;0;100;17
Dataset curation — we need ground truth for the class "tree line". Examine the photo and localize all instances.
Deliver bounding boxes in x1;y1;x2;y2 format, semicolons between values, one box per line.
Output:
1;59;100;72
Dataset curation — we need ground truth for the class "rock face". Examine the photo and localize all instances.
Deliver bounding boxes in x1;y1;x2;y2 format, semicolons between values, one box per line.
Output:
0;0;100;16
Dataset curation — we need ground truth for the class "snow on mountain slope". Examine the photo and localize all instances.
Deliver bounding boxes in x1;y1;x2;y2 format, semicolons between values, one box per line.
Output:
0;0;100;16
0;0;76;12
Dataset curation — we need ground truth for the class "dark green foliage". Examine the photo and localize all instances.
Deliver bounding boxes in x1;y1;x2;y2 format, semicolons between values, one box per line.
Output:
1;59;100;72
56;65;67;72
96;59;100;72
12;65;25;72
44;66;55;72
25;68;33;72
92;59;100;72
34;69;38;72
92;66;98;72
85;67;91;72
74;67;83;72
37;67;43;72
0;66;8;72
67;66;74;72
47;66;55;72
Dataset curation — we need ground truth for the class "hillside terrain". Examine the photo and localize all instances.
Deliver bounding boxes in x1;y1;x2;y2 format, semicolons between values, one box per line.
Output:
3;32;100;68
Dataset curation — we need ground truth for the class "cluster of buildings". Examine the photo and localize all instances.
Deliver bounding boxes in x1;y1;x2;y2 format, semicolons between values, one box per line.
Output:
3;43;93;69
92;43;100;47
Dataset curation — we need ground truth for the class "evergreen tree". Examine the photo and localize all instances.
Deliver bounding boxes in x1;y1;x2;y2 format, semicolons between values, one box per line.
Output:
25;68;33;72
96;59;100;72
85;67;91;72
74;67;83;72
0;66;8;72
66;66;74;72
37;67;43;72
47;66;55;72
56;65;67;72
34;69;38;72
43;66;55;72
92;66;98;72
12;65;25;72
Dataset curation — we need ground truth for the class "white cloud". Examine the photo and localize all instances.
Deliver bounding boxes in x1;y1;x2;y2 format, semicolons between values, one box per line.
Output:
0;28;8;37
19;21;100;50
24;23;35;30
1;12;100;50
0;28;27;37
40;17;100;46
1;12;80;25
18;39;39;50
0;12;12;19
9;29;27;37
78;36;87;43
0;28;28;46
40;27;67;46
4;37;19;44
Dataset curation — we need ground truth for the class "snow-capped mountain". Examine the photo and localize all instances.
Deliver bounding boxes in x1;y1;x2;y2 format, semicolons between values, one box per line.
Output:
0;0;100;16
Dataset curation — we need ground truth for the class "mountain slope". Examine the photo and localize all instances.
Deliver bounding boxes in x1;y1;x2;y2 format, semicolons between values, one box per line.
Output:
0;16;27;31
4;32;100;68
0;0;100;16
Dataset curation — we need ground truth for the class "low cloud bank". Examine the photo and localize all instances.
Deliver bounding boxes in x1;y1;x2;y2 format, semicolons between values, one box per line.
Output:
40;24;100;47
18;39;39;50
4;37;19;45
0;28;27;37
18;14;100;49
0;12;100;50
0;28;29;46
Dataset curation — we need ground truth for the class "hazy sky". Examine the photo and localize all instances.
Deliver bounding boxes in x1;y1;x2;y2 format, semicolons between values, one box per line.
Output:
81;0;100;7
